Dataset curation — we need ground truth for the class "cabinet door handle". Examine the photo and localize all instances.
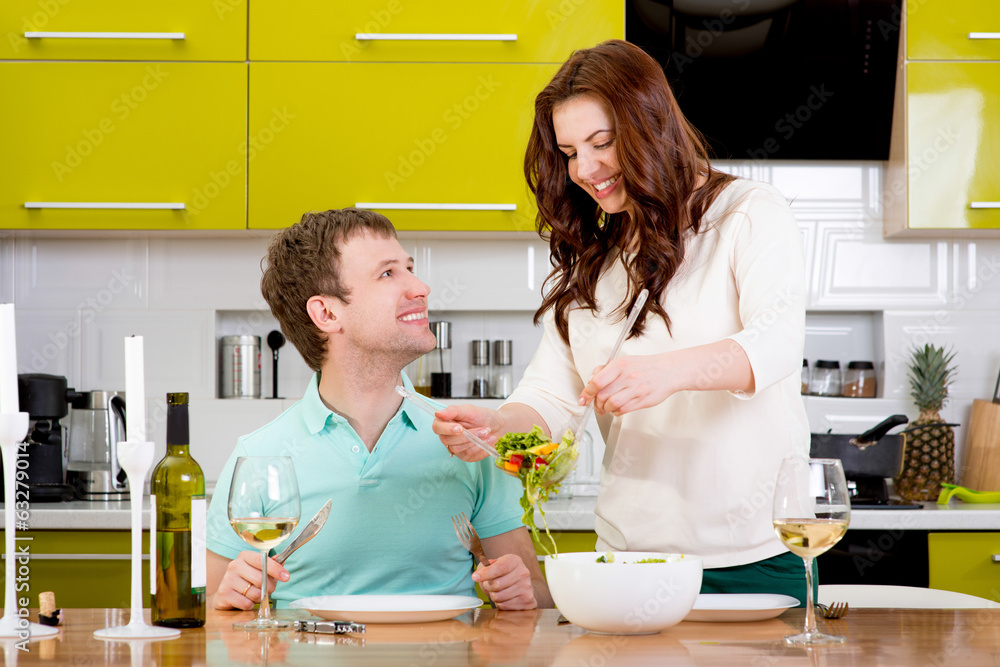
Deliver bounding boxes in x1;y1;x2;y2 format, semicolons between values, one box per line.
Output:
2;553;149;561
24;202;186;210
355;33;516;42
355;202;516;211
24;32;185;40
992;554;1000;563
970;202;1000;209
968;33;1000;40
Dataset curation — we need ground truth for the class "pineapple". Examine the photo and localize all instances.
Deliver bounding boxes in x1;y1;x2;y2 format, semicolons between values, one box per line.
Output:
895;344;957;501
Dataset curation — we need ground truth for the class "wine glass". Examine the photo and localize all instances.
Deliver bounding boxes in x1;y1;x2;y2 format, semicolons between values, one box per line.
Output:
772;457;850;645
227;456;300;630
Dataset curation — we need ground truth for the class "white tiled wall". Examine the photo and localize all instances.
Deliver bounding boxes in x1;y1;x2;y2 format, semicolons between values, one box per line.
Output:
4;161;1000;485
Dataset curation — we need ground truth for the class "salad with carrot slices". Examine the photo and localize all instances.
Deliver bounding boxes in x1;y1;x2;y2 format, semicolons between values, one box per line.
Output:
495;426;577;555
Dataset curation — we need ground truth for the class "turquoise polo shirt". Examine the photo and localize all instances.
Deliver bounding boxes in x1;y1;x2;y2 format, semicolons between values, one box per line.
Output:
207;373;524;608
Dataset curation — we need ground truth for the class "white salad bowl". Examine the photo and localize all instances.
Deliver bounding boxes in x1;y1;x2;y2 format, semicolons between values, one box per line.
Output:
544;551;703;635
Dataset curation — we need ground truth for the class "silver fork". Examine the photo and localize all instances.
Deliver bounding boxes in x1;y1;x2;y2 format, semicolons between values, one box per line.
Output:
816;601;849;619
451;512;496;609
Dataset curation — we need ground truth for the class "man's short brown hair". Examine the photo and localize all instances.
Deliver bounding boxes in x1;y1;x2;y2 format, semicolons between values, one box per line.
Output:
261;208;397;372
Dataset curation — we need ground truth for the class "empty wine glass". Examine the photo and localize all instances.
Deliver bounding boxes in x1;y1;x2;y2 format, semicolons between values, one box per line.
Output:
772;457;850;645
227;456;300;630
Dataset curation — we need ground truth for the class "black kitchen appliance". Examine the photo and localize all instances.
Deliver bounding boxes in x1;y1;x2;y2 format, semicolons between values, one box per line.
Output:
810;414;921;509
626;0;902;160
3;374;80;502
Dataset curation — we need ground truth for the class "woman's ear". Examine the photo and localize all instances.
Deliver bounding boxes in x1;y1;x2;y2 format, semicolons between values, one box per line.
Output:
306;295;342;334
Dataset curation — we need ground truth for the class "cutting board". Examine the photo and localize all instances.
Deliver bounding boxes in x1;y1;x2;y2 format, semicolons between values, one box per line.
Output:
961;399;1000;491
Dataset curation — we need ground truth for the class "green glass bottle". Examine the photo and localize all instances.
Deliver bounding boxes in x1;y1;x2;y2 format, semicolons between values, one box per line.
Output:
151;392;206;627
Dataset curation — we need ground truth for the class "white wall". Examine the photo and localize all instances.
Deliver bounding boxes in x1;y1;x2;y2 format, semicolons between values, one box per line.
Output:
3;160;998;485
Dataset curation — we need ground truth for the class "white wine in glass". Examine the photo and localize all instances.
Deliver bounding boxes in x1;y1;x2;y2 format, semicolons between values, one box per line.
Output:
228;456;300;630
772;457;850;645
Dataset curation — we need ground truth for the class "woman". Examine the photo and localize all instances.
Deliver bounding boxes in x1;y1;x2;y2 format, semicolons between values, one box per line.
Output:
433;40;810;600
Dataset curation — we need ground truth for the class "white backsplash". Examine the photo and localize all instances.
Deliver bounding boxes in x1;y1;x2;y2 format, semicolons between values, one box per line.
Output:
3;160;1000;485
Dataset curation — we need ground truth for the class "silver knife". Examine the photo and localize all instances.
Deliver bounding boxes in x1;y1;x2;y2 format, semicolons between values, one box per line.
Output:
274;499;333;565
294;620;365;634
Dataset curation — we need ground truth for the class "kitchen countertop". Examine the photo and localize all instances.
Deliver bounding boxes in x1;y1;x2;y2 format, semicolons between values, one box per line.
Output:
8;497;1000;532
5;606;1000;666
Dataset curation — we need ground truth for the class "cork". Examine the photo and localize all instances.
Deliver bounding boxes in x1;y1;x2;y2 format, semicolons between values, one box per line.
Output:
39;592;55;617
38;591;60;626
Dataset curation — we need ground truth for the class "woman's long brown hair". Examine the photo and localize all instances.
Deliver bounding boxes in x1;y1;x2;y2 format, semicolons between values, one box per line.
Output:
525;39;735;344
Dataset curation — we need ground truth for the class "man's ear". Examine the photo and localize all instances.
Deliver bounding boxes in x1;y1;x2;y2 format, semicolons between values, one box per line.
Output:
306;295;343;334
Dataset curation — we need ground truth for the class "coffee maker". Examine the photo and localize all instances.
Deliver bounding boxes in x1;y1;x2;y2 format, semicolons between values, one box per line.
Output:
15;374;78;502
66;390;129;500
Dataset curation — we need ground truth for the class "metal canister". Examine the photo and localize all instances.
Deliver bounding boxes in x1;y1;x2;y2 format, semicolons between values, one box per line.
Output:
220;335;261;399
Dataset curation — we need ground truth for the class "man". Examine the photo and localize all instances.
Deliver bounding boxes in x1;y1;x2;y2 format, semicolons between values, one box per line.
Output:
206;208;551;610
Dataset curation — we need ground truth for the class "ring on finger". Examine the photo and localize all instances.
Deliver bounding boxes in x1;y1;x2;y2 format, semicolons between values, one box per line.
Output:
242;583;253;598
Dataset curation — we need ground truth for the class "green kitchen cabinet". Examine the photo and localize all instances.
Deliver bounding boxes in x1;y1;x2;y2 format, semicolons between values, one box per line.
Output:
250;0;623;63
0;0;247;62
928;532;1000;602
247;62;557;232
0;62;248;230
0;531;150;609
908;0;1000;61
885;5;1000;236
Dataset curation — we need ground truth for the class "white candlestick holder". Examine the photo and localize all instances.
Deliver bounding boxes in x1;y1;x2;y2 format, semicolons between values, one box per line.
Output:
94;440;179;640
0;412;58;639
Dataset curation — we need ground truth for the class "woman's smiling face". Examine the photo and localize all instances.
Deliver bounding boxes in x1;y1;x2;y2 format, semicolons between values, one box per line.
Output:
553;94;633;219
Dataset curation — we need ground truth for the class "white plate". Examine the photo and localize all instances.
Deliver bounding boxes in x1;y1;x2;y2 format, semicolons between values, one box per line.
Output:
288;594;484;624
683;594;799;622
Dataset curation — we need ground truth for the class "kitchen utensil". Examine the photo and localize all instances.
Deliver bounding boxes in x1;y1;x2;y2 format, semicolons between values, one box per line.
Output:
66;388;128;500
267;330;285;400
220;335;261;399
816;601;849;619
491;340;513;398
809;360;842;396
570;288;649;450
395;386;499;459
430;321;452;398
684;594;799;623
451;512;496;609
936;483;1000;505
810;414;909;506
396;385;578;487
274;499;332;565
294;620;366;635
960;365;1000;492
288;594;483;624
544;551;702;634
470;340;490;398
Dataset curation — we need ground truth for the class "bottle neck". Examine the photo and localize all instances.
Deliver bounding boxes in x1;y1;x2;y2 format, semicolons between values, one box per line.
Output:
166;443;190;456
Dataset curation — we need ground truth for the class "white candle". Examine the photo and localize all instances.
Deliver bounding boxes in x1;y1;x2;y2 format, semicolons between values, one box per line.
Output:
0;303;19;414
124;335;146;443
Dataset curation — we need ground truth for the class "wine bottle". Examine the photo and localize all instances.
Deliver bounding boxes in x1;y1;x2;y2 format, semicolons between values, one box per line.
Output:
150;392;206;627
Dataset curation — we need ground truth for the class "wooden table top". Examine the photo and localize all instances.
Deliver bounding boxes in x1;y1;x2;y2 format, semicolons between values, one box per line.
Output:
4;606;1000;666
